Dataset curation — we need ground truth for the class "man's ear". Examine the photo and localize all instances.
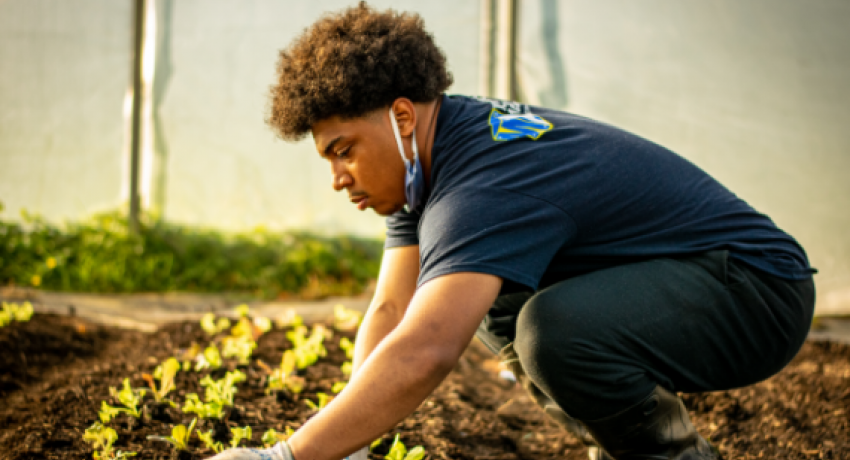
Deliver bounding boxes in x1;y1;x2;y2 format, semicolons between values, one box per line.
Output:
390;98;417;137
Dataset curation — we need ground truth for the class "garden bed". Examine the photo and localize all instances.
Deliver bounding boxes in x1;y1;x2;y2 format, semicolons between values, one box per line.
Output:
1;312;848;460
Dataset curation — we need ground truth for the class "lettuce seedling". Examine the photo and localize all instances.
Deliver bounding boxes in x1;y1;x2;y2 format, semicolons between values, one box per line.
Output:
235;303;251;318
340;361;353;377
201;369;246;406
147;418;197;451
339;337;355;359
198;429;224;453
267;350;305;395
287;325;328;369
385;434;425;460
230;425;252;448
83;422;137;459
181;393;224;419
254;316;273;333
261;427;295;447
1;301;34;326
201;312;230;336
195;344;223;371
221;334;257;365
143;357;180;404
109;378;144;417
274;309;303;329
331;381;347;394
305;392;332;411
333;304;362;331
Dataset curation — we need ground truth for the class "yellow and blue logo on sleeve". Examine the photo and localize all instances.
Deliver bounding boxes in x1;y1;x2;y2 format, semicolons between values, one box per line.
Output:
488;108;553;142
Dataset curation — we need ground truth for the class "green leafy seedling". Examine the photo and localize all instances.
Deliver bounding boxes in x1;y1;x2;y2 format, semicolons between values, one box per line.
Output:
83;422;137;459
147;418;197;451
230;425;252;448
339;337;355;359
261;427;295;447
333;304;362;331
331;381;347;394
181;393;225;420
385;434;425;460
267;350;305;395
341;361;353;377
143;357;180;404
198;429;224;453
109;378;144;417
305;392;332;411
221;334;257;365
195;344;223;371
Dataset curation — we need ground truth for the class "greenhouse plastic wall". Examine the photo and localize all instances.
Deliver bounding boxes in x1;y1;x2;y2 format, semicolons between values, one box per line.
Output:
516;0;850;314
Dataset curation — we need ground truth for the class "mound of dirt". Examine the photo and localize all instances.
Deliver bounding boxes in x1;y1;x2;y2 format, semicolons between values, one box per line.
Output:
0;313;847;459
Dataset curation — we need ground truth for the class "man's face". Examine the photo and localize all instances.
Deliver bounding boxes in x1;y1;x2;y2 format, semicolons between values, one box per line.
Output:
312;110;407;216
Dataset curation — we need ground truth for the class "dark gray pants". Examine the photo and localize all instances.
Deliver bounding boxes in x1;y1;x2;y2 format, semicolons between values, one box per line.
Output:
475;250;815;421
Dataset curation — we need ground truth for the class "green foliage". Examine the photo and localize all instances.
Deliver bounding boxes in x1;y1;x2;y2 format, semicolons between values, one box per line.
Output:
107;378;144;418
0;301;34;327
0;209;382;299
197;429;224;453
145;358;180;403
194;344;223;372
261;427;294;447
339;337;355;360
183;369;247;418
385;434;425;460
333;304;362;331
304;392;332;411
286;325;328;369
230;426;252;448
200;313;231;336
83;422;137;459
267;349;305;394
147;418;197;451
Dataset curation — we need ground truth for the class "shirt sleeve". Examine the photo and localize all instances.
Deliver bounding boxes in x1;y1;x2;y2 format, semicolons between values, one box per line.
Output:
417;186;576;291
384;207;422;249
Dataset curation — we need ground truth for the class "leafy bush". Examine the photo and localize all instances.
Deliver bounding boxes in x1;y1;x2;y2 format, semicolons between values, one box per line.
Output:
0;206;382;299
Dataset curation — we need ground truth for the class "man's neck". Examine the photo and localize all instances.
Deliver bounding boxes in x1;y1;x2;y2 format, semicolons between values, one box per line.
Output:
414;97;442;188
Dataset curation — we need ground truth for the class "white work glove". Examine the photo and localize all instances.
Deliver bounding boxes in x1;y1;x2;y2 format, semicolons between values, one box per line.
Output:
205;442;369;460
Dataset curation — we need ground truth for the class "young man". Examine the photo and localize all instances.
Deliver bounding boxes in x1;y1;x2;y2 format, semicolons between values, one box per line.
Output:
211;4;815;460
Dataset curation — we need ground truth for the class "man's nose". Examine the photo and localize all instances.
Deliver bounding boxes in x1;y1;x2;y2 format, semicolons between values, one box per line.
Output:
331;165;352;191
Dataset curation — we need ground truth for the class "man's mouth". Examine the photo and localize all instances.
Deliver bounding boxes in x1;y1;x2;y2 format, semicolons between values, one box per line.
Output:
351;195;368;211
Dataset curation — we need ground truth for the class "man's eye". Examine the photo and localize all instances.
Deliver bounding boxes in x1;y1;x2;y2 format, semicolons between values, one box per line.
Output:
337;147;350;158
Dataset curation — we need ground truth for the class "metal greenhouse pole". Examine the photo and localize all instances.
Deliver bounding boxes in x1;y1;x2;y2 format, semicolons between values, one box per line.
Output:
128;0;145;234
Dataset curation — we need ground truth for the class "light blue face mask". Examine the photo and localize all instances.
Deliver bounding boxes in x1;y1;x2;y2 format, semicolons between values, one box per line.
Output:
389;108;426;212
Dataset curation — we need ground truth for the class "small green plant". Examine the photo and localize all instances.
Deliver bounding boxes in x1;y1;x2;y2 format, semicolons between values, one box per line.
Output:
333;304;362;331
201;369;246;405
83;422;137;459
147;418;197;451
305;392;332;411
230;425;252;448
221;334;257;365
181;394;224;420
195;344;223;371
108;378;144;417
201;313;231;335
331;381;347;394
0;301;34;327
274;309;303;329
267;350;305;395
385;434;426;460
339;337;355;359
261;427;295;447
287;325;328;369
341;361;353;377
142;357;180;405
198;429;224;453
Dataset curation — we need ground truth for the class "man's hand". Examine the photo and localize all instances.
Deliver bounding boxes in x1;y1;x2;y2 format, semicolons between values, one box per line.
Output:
204;442;369;460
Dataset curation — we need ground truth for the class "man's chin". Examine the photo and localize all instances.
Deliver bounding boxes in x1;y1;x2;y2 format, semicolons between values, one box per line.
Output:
373;203;405;216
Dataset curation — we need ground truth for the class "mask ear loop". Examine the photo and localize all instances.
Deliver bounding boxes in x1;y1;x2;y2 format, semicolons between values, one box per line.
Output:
389;108;419;171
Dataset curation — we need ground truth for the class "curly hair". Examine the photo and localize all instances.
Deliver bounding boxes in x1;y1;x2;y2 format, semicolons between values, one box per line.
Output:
267;2;454;141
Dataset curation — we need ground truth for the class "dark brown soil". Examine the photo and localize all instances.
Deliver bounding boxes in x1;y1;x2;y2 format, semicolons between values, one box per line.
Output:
1;313;848;460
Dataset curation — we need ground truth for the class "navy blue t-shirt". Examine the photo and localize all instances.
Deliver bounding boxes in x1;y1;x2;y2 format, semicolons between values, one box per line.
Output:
385;95;814;292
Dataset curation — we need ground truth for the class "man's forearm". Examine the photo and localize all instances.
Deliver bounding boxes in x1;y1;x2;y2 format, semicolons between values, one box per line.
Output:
288;326;455;460
351;300;406;375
